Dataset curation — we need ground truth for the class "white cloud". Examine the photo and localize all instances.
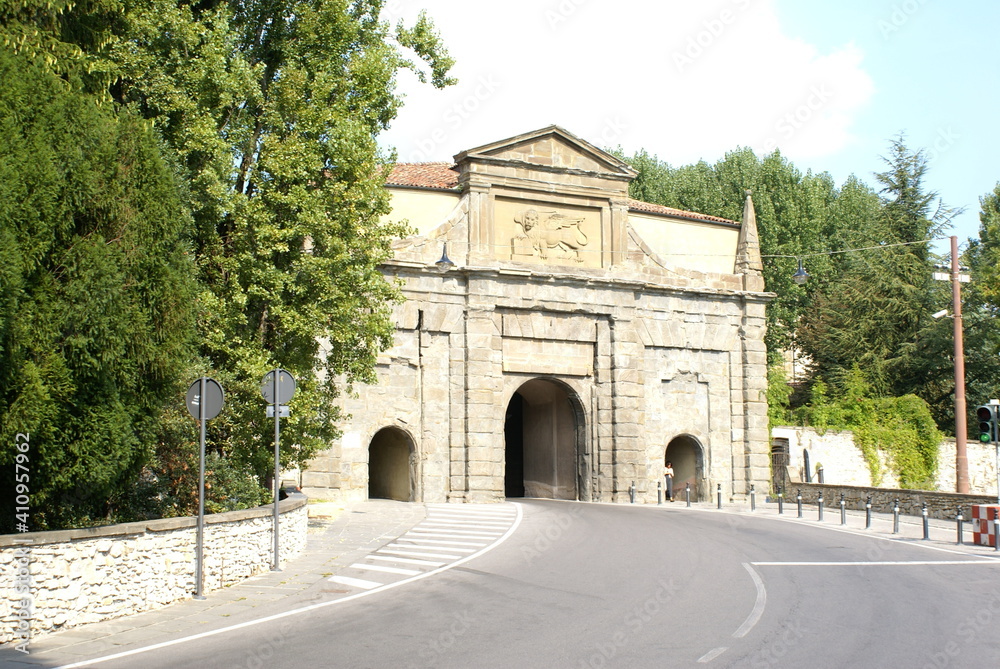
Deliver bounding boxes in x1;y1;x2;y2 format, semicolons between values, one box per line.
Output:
379;0;874;166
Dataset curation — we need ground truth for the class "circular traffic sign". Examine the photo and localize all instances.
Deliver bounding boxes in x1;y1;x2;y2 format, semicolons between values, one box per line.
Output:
261;369;296;405
186;378;225;420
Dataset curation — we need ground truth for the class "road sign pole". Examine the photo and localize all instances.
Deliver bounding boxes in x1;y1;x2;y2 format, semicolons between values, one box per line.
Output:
196;376;206;599
272;368;281;571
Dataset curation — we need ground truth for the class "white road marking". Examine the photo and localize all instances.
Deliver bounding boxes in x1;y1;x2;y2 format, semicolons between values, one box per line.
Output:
387;542;477;553
327;575;381;590
377;548;467;560
752;559;1000;566
367;555;444;567
410;526;503;536
422;520;512;528
52;502;523;669
395;537;487;547
733;563;766;638
350;563;421;576
697;647;728;663
406;531;499;540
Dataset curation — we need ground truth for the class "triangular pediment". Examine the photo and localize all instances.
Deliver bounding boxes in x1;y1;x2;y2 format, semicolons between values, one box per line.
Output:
454;125;636;178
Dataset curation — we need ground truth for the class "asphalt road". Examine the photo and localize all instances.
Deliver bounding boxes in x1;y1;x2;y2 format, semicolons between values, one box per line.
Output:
46;500;1000;668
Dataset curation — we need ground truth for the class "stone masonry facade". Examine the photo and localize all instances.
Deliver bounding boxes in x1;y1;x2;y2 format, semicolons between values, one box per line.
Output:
302;126;773;505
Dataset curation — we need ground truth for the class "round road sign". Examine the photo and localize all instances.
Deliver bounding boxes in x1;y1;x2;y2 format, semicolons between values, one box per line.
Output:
186;378;225;420
261;369;296;405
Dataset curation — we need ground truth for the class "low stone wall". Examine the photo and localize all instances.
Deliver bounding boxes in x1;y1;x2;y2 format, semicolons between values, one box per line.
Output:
779;482;997;520
0;493;307;644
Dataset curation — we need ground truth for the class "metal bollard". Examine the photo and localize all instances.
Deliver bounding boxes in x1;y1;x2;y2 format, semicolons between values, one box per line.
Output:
685;482;691;507
892;499;900;534
995;517;1000;552
865;495;872;529
922;502;929;540
630;481;636;504
818;491;824;521
750;484;756;512
777;488;784;515
796;489;803;518
657;480;662;505
717;483;722;510
957;507;964;545
840;493;846;525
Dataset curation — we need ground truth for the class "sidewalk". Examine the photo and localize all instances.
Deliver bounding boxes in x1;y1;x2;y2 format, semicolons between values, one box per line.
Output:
1;499;428;668
3;496;998;667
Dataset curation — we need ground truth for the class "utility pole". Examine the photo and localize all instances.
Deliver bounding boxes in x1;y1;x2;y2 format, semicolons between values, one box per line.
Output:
948;236;970;493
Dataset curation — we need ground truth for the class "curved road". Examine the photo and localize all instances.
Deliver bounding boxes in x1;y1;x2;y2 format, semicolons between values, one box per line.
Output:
54;500;1000;668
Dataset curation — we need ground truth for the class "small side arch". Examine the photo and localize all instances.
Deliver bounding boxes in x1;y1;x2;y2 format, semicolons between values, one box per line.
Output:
368;426;415;502
665;434;706;501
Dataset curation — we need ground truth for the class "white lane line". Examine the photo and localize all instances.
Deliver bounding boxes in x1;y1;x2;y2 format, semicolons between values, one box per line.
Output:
367;555;444;567
395;537;487;547
53;503;522;669
697;647;728;663
752;559;1000;566
426;513;515;521
350;563;421;576
406;531;500;540
411;526;504;535
377;548;468;560
386;542;477;553
418;520;510;530
733;563;766;638
327;575;381;590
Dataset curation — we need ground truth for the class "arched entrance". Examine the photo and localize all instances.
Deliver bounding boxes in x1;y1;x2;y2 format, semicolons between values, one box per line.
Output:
368;427;413;501
504;379;584;500
665;435;705;502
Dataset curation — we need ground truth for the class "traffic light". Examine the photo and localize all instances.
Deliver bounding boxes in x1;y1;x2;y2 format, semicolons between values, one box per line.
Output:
976;404;998;443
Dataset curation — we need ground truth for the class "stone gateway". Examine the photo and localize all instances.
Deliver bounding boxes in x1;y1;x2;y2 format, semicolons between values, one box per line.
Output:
301;126;773;505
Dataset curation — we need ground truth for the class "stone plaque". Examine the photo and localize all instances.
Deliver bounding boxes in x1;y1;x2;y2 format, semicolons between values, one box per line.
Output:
494;198;601;268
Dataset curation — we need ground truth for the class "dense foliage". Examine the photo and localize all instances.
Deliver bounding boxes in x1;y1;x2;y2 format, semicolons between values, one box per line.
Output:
0;0;454;530
620;138;979;487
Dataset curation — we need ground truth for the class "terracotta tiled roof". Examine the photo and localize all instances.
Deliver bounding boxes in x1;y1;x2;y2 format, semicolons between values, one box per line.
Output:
387;163;459;189
386;163;737;225
625;199;737;226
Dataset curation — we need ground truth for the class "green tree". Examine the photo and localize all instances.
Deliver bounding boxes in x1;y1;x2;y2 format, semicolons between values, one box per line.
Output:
108;0;455;490
0;28;199;529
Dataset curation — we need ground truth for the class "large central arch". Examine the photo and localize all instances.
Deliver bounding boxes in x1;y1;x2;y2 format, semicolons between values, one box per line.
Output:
504;378;585;500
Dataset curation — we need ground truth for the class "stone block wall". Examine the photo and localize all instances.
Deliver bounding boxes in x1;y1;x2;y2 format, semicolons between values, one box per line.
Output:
773;426;999;496
787;482;996;521
0;494;307;644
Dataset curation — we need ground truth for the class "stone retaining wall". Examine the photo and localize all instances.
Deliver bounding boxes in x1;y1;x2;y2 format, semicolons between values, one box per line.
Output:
781;483;997;521
0;493;307;644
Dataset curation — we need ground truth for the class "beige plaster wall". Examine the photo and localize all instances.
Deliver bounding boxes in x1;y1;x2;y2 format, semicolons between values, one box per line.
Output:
383;188;461;237
628;212;739;274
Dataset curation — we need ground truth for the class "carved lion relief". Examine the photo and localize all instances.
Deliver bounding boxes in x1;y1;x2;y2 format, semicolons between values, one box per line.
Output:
511;208;589;263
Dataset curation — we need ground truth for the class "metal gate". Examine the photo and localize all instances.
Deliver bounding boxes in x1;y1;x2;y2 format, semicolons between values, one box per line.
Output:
770;438;790;494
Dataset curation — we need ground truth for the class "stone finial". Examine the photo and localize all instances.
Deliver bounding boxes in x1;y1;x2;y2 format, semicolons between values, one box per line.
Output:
736;189;764;276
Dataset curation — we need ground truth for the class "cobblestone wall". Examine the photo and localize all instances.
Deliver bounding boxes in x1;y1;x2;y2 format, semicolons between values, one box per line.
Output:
0;494;307;644
784;483;996;521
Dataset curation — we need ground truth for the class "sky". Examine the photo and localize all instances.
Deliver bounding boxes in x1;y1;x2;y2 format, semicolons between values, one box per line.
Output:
376;0;1000;257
